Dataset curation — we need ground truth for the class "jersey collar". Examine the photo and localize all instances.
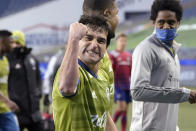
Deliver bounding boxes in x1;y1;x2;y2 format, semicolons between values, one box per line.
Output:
78;59;98;78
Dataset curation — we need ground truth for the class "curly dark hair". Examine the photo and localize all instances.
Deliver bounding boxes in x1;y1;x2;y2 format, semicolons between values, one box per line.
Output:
79;15;113;47
150;0;183;21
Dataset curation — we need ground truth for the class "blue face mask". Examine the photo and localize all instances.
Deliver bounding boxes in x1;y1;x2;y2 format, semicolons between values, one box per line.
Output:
155;28;178;44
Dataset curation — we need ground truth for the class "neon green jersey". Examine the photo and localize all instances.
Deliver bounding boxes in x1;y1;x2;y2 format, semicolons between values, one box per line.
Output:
52;59;113;131
0;56;10;113
99;52;114;112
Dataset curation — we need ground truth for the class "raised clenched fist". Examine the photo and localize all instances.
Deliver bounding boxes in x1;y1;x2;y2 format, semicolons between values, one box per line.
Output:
68;22;88;42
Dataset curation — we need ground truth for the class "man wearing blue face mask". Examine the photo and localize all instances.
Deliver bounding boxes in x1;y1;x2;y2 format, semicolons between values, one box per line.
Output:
130;0;196;131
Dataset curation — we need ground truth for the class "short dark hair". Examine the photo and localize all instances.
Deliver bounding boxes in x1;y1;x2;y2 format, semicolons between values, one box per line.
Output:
83;0;114;14
79;15;113;47
0;30;12;54
0;30;12;37
116;33;127;40
150;0;183;21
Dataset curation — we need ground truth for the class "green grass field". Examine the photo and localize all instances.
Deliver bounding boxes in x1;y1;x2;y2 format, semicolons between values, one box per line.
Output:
113;87;196;131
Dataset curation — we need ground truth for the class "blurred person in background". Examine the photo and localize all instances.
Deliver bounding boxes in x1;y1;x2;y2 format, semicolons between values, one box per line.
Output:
130;0;196;131
82;0;119;112
42;47;65;131
0;30;20;131
43;47;65;106
7;30;43;131
109;33;132;131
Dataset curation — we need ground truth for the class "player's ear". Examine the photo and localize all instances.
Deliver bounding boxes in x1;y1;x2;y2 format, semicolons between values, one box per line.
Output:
103;9;110;17
177;21;180;28
152;21;155;26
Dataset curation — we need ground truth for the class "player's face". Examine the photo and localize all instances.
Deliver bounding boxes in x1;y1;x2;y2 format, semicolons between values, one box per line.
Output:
105;2;119;32
153;10;180;29
79;27;107;65
116;36;127;51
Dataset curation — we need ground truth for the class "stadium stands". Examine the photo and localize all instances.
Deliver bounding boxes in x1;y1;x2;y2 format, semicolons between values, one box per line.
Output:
184;7;196;19
0;0;54;18
182;0;196;19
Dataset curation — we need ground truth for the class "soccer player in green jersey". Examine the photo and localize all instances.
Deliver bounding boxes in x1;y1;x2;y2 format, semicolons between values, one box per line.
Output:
83;0;118;83
52;15;118;131
0;30;20;131
83;0;119;112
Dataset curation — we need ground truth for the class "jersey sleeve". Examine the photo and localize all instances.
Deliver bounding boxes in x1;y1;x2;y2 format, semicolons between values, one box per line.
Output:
52;67;84;99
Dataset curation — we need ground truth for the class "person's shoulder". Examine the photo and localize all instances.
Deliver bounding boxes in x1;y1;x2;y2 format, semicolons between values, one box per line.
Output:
6;51;14;60
134;35;158;52
0;56;8;64
110;50;119;58
102;52;110;61
100;52;112;67
27;53;39;62
97;69;110;84
124;51;132;56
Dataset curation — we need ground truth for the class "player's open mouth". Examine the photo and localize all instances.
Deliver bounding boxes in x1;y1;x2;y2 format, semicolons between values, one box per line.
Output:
86;50;99;56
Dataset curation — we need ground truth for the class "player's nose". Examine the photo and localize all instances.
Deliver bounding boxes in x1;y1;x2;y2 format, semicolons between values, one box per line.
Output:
163;22;170;29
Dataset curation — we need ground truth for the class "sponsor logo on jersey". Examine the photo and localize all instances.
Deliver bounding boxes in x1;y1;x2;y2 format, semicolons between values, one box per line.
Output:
91;112;107;128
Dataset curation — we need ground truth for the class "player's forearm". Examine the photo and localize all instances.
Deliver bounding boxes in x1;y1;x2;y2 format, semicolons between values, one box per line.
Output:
59;39;79;96
131;85;190;103
106;114;118;131
0;91;9;103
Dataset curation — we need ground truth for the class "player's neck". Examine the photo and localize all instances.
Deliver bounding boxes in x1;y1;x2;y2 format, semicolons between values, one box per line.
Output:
86;63;99;75
116;48;125;53
79;59;99;75
168;41;173;47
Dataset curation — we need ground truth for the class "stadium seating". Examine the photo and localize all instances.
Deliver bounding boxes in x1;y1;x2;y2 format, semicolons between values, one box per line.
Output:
0;0;53;17
184;7;196;19
182;0;195;4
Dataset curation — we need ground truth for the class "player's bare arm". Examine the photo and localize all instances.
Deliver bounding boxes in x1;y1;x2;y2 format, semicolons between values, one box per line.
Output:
0;91;19;112
58;22;87;96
